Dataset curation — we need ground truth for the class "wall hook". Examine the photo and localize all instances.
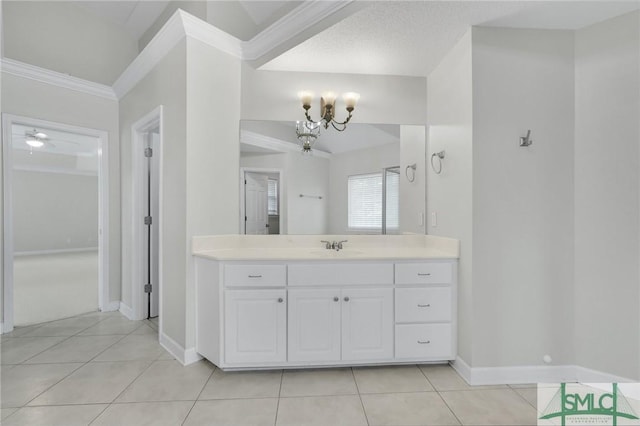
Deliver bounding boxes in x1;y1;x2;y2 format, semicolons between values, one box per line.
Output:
520;130;533;147
430;151;445;174
405;164;417;182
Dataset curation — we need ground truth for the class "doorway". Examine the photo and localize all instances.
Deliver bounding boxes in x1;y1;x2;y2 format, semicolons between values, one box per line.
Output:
131;107;163;324
240;168;283;235
2;114;109;331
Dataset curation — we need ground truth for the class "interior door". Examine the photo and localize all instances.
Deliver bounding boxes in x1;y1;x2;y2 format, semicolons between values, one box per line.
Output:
245;172;268;234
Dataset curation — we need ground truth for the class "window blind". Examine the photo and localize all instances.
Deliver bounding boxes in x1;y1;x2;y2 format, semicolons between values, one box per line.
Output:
348;171;399;231
267;179;278;215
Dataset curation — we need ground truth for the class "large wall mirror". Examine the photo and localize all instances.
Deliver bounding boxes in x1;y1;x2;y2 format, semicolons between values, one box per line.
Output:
239;120;426;235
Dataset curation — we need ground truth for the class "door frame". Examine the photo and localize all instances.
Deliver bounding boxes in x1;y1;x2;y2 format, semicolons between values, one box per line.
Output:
239;167;284;235
130;106;163;323
1;113;110;332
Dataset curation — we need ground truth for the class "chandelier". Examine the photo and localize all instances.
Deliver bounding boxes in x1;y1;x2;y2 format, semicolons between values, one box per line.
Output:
296;120;320;153
299;91;360;132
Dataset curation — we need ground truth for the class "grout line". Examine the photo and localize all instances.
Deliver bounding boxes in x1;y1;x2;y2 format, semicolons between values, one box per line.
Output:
351;367;371;426
434;390;464;426
274;369;284;426
20;361;86;408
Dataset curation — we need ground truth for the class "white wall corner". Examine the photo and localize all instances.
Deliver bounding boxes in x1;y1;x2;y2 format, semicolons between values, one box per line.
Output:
118;302;134;319
450;356;472;384
159;331;203;366
103;301;121;312
0;58;117;100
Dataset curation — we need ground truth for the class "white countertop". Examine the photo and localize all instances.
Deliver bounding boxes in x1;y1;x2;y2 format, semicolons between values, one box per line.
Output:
192;234;459;261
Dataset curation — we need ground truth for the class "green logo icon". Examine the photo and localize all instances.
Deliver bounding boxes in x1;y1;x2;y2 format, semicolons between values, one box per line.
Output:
539;383;639;426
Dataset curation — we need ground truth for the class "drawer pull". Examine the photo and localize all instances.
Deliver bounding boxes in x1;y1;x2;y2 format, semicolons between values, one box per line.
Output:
417;304;431;308
417;340;431;344
248;275;263;278
417;273;431;276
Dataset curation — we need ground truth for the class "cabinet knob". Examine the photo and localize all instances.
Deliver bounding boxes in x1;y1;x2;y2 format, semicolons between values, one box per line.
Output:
344;296;350;302
333;297;339;302
277;298;284;303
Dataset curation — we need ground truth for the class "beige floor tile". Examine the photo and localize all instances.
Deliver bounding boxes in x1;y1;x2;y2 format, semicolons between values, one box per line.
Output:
280;368;357;397
184;398;278;426
1;363;82;408
440;388;538;425
1;408;18;420
199;369;282;400
130;323;157;335
354;365;434;394
92;401;194;426
79;317;143;335
156;349;176;360
1;324;43;338
21;316;101;337
513;387;537;408
92;334;163;362
1;336;67;364
419;364;507;391
362;392;460;426
3;404;107;426
28;360;150;405
24;335;122;364
116;359;214;402
277;395;367;426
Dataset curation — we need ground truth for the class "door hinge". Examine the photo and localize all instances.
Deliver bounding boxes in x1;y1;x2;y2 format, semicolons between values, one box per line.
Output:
244;179;247;184
144;147;153;158
144;216;152;225
244;216;247;222
265;223;269;228
144;284;152;293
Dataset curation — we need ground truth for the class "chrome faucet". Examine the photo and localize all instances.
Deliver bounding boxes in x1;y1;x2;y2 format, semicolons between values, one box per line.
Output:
320;240;348;251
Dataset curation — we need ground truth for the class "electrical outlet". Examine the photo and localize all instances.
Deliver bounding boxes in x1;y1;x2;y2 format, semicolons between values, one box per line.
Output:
431;212;438;227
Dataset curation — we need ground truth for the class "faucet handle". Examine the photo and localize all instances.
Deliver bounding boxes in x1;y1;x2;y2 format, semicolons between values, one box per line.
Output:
337;240;348;249
320;240;332;249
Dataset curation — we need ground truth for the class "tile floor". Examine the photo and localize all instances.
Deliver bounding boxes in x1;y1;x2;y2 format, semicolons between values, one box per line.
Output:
1;311;539;425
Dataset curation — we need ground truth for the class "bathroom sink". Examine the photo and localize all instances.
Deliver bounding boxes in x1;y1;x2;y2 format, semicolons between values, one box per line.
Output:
308;248;365;257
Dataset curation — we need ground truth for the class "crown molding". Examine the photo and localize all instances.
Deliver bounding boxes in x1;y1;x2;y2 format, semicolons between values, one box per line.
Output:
181;11;243;59
113;10;187;99
241;129;332;159
242;1;354;61
0;58;117;100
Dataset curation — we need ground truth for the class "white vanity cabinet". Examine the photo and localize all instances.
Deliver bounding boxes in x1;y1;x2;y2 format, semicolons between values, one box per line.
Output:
195;256;457;370
287;287;393;362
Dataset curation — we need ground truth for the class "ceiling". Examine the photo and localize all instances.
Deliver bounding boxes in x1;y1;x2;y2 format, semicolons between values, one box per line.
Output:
74;1;640;78
260;1;640;77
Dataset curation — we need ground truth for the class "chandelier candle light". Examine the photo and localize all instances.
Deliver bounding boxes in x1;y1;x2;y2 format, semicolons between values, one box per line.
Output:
299;91;360;131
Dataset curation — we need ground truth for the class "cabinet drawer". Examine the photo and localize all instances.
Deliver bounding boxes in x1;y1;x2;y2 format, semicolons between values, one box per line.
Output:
288;263;393;286
225;264;286;287
395;287;451;323
395;324;453;359
395;263;452;285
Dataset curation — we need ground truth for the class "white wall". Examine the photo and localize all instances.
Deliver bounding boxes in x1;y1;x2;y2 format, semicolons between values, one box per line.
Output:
2;1;138;85
184;37;242;349
574;11;640;380
400;125;426;234
328;143;399;234
241;64;427;125
12;171;98;252
1;73;122;307
426;30;474;363
119;40;188;344
471;27;575;368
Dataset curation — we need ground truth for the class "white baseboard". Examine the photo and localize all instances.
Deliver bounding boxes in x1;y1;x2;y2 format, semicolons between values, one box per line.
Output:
119;302;134;320
103;301;120;312
451;356;634;385
159;331;203;366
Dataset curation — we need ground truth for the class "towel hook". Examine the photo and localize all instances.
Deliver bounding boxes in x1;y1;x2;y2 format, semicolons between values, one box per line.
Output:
405;164;417;182
520;130;533;147
430;151;445;174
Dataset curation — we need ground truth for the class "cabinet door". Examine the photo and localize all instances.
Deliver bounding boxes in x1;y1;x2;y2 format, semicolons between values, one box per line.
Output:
224;289;286;364
288;288;341;362
341;288;393;361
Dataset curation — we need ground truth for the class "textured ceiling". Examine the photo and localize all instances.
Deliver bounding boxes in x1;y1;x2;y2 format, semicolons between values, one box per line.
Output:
260;1;640;77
